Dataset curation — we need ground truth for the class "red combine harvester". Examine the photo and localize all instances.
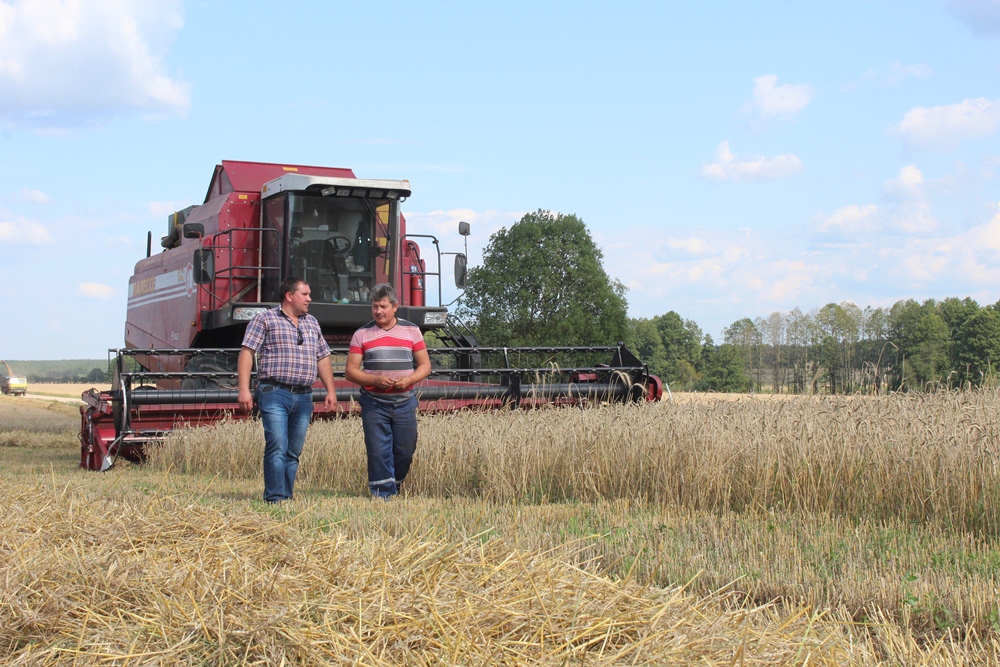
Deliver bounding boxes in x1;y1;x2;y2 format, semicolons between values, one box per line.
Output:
80;160;662;471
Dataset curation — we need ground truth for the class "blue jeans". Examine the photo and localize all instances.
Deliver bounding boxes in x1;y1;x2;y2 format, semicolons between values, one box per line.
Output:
257;384;313;503
359;392;418;498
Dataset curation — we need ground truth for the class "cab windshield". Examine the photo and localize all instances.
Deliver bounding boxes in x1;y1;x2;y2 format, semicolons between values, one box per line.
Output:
285;194;384;303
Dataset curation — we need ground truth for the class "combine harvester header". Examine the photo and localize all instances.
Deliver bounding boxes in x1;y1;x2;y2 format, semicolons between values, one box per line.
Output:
80;160;663;471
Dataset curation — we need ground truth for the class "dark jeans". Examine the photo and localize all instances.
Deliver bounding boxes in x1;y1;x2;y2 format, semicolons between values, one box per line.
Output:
359;392;418;498
257;384;313;503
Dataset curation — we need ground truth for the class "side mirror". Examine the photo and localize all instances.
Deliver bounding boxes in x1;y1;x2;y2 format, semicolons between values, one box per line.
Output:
454;253;468;289
458;221;471;236
182;222;205;239
192;248;215;284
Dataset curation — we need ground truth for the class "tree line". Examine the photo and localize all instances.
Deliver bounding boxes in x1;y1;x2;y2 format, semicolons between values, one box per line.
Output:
24;368;109;383
629;297;1000;393
2;359;110;384
456;209;1000;394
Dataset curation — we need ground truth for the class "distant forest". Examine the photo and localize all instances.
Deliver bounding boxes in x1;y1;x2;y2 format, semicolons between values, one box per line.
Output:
628;296;1000;394
3;359;109;383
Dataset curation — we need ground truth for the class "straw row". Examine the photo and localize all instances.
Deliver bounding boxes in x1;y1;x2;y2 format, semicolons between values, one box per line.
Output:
0;479;910;666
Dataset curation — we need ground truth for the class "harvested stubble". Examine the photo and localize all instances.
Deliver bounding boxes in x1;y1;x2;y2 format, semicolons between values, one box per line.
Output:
3;479;989;666
26;383;111;399
140;391;1000;642
0;396;77;448
154;390;1000;532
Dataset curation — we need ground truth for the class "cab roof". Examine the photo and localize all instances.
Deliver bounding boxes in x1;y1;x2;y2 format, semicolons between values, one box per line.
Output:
205;160;357;203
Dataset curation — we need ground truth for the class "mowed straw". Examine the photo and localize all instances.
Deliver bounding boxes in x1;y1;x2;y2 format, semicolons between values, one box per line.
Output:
0;479;924;666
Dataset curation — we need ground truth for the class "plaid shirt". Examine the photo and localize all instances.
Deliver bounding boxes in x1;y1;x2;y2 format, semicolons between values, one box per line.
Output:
242;307;331;387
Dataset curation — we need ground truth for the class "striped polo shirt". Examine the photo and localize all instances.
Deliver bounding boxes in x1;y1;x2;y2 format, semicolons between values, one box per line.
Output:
349;318;426;403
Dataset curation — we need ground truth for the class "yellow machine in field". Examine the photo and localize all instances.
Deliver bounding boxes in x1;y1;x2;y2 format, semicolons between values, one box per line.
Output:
1;360;27;396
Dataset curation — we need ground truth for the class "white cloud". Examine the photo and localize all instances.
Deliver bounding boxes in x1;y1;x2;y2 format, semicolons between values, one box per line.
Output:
893;98;1000;151
761;260;819;302
601;196;1000;333
887;201;939;234
666;237;712;255
882;164;925;199
965;204;1000;253
818;204;880;237
403;208;523;255
608;228;752;302
148;200;191;219
399;208;524;304
601;199;1000;333
887;238;962;283
77;282;115;300
885;62;932;83
881;203;1000;284
946;0;1000;37
860;63;932;87
745;74;814;120
0;217;53;244
19;188;50;204
0;0;190;129
106;235;132;247
815;169;941;241
880;166;940;233
700;141;804;182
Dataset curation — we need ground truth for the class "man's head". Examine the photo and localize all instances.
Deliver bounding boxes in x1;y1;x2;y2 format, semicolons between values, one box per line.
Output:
369;283;398;306
280;276;311;316
370;282;398;328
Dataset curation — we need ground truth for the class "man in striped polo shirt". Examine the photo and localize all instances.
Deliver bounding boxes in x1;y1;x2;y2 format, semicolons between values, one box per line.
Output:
345;283;431;498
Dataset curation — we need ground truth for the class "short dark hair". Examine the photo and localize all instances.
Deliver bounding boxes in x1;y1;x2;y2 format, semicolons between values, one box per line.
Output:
370;282;398;305
280;276;307;302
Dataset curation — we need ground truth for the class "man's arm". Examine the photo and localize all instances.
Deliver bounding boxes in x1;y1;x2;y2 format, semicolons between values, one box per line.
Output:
345;352;396;390
317;355;337;411
237;346;255;412
392;348;431;391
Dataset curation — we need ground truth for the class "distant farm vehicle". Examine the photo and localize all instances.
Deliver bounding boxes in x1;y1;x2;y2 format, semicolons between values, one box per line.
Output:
1;360;27;396
80;160;663;471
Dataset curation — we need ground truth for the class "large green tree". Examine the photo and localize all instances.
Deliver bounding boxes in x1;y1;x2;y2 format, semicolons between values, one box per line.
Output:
459;210;629;346
724;317;761;389
952;307;1000;385
627;318;669;377
643;311;702;387
696;337;751;392
889;299;951;387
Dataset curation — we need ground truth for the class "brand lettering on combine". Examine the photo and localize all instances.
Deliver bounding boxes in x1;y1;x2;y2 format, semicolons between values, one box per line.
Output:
130;277;156;297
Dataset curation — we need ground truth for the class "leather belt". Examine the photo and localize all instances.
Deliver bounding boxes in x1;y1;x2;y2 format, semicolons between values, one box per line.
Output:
260;381;313;394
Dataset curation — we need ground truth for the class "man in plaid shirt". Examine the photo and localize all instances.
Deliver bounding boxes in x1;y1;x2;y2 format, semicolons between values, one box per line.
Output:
238;276;337;503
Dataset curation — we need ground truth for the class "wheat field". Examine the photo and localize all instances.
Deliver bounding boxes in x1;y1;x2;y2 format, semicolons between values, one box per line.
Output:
156;390;1000;530
2;391;1000;664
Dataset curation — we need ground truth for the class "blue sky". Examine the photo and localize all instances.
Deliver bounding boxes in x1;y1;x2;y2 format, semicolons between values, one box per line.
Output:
1;0;999;359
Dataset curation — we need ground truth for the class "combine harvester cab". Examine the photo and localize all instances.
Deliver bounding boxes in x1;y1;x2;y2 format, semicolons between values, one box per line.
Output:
80;160;663;471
